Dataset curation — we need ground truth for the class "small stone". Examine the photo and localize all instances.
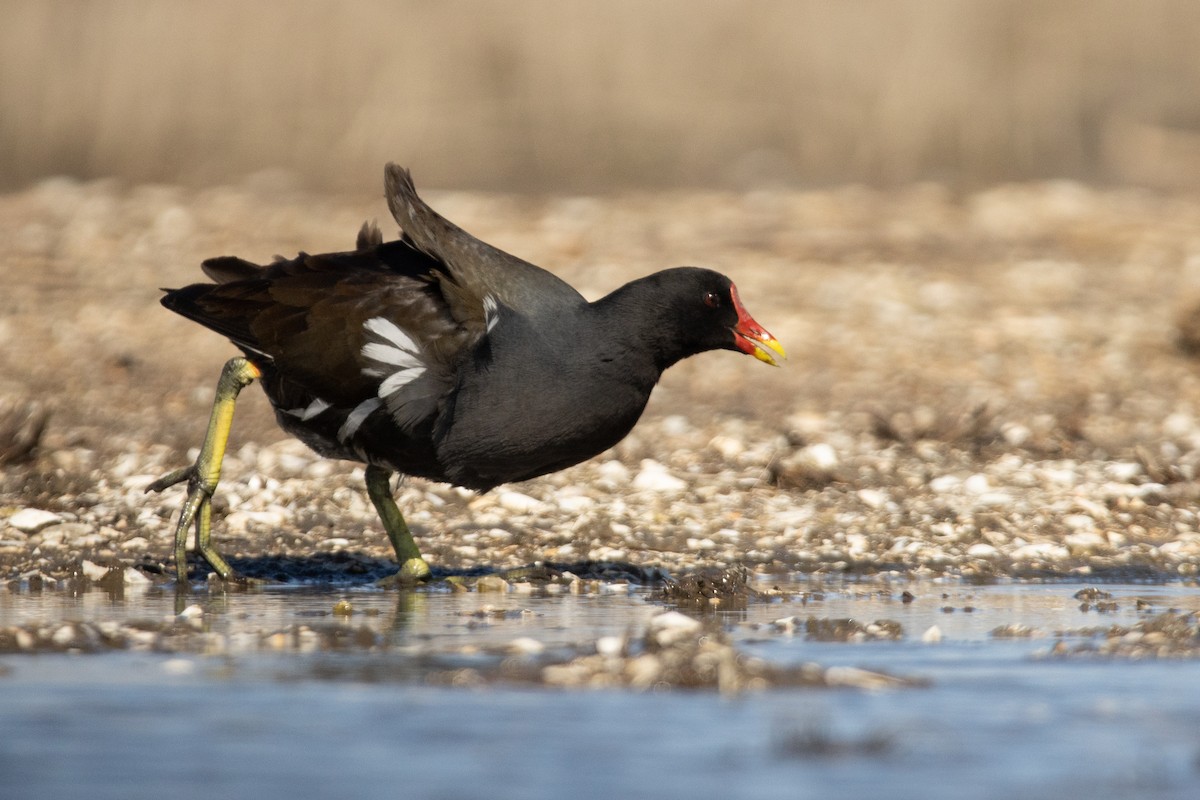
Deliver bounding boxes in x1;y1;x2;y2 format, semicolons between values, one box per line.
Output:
625;654;663;688
332;600;353;616
1011;542;1070;560
177;604;204;621
80;560;108;581
963;474;990;494
975;492;1014;507
8;509;63;534
966;543;1000;558
596;635;625;657
857;489;889;509
922;625;943;643
660;415;691;435
798;443;838;470
124;567;151;586
476;575;511;593
51;625;76;646
709;435;745;460
1105;462;1143;482
498;491;545;514
556;495;594;513
162;659;195;675
1065;531;1106;552
1063;514;1095;531
1001;423;1031;446
508;637;545;655
632;460;687;493
225;509;287;532
596;460;631;484
929;475;961;493
648;610;702;645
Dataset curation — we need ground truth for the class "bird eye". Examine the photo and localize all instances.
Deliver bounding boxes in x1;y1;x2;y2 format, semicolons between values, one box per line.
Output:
703;291;720;308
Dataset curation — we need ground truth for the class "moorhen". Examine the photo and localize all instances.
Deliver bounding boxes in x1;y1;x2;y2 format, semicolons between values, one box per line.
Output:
149;164;784;582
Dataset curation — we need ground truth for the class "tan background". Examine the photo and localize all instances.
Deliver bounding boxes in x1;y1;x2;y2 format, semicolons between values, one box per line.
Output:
5;0;1200;192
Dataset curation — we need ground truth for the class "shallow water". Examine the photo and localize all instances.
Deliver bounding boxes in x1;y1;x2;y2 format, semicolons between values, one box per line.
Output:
2;581;1199;800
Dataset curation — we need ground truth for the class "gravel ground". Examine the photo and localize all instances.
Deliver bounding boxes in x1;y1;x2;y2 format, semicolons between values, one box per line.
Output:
4;175;1200;586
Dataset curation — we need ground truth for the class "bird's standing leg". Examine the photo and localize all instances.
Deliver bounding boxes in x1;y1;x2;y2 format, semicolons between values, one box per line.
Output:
147;357;261;582
364;465;432;581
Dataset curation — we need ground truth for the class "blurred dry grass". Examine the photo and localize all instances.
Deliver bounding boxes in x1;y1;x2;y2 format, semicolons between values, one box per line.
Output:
5;0;1200;191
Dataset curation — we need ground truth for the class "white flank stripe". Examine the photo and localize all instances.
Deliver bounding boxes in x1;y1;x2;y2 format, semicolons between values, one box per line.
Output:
283;397;331;420
338;397;381;441
300;398;331;420
378;366;427;396
362;341;422;368
364;317;421;353
483;295;500;333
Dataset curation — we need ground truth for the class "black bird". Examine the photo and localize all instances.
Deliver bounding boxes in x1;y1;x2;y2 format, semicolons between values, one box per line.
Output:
149;164;785;582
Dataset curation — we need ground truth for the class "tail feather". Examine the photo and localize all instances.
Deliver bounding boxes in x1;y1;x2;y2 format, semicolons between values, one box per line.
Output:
161;282;266;355
201;256;265;284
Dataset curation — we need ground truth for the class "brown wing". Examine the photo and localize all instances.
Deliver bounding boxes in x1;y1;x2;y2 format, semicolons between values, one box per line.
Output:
162;238;483;421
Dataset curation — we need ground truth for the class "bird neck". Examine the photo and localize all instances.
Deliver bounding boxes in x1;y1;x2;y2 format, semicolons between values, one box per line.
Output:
590;279;694;375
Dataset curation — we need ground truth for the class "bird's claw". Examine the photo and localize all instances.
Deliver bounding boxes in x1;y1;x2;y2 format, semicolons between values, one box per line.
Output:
145;465;194;494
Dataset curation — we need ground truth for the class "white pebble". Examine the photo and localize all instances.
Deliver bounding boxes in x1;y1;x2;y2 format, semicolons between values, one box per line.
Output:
162;658;195;675
556;495;595;514
51;625;77;646
8;508;62;534
177;604;204;621
80;560;109;581
1105;462;1143;482
708;435;745;460
963;474;990;494
857;489;890;509
1065;531;1106;551
649;610;702;645
507;637;545;655
1001;423;1031;446
966;543;1000;558
1011;542;1070;560
596;460;631;484
124;567;152;586
660;415;691;435
1063;514;1095;531
632;460;687;493
596;635;625;657
498;491;545;514
798;443;839;470
225;509;287;532
929;475;961;493
922;625;943;643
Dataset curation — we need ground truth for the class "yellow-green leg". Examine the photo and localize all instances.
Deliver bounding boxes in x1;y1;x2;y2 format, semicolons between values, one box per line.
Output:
364;465;432;581
147;357;261;582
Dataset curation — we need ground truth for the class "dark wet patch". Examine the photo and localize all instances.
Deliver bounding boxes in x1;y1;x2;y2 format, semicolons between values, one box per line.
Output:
653;565;757;610
650;565;804;611
772;724;896;760
1046;611;1200;659
990;624;1044;638
783;616;904;642
413;612;921;694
